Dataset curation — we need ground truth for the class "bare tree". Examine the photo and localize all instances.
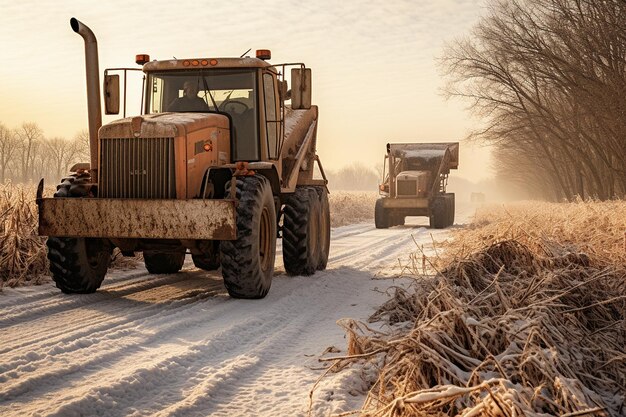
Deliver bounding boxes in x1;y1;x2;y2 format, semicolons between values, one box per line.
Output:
0;123;18;183
15;122;43;183
1;123;91;184
72;129;90;163
441;0;626;200
45;137;80;181
328;163;379;191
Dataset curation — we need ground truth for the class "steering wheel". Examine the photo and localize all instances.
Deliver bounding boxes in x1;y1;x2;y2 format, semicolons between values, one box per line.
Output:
222;100;249;114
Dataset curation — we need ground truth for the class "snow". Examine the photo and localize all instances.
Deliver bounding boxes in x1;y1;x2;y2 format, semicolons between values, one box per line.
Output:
400;149;446;159
0;208;474;417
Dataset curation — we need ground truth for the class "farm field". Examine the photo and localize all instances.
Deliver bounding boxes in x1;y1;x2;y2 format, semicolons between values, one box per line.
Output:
1;187;624;416
1;0;625;415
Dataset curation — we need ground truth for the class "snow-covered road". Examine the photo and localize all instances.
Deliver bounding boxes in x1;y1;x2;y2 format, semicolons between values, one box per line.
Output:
0;211;473;417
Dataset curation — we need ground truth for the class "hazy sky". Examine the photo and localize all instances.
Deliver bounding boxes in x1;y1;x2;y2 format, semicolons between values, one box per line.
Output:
0;0;492;180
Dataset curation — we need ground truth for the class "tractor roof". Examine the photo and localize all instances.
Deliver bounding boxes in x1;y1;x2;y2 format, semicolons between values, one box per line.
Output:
143;57;272;72
387;143;459;170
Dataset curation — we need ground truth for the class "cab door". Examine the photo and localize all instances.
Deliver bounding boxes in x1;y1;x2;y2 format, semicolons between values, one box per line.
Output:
262;72;281;160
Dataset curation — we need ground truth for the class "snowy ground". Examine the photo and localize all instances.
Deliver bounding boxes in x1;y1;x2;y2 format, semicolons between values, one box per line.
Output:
0;207;475;417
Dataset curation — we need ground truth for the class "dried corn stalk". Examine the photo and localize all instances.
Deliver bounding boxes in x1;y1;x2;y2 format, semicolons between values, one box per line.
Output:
331;202;626;417
0;183;49;287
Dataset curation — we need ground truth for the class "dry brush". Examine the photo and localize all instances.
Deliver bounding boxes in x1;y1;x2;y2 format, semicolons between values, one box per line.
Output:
0;183;49;288
329;201;625;416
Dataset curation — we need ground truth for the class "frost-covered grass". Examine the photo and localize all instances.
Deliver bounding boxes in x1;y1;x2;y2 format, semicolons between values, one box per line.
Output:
330;200;626;416
442;200;626;267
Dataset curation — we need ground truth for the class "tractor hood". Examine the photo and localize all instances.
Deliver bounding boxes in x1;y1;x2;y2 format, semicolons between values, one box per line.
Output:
99;112;230;139
396;170;429;180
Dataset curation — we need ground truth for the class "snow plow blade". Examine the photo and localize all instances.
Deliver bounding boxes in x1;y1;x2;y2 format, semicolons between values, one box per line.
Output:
37;198;237;240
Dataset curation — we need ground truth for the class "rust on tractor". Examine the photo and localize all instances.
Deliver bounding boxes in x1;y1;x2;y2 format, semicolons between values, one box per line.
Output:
40;18;330;298
38;198;236;240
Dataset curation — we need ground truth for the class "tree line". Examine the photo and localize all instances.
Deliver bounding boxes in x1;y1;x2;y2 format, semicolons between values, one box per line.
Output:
0;122;89;185
326;163;380;191
442;0;626;201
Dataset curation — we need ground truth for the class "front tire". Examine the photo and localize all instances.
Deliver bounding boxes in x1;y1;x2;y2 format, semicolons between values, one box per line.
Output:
47;237;112;294
375;198;390;229
220;175;277;299
46;172;112;294
445;193;455;227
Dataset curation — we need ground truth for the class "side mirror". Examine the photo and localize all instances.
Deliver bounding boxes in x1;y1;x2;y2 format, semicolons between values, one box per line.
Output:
279;80;289;101
104;74;120;115
291;68;311;109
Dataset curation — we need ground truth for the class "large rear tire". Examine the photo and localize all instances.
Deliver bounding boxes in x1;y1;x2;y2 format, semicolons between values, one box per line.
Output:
375;198;390;229
46;173;112;294
220;175;277;299
283;187;321;276
314;187;330;271
144;251;185;274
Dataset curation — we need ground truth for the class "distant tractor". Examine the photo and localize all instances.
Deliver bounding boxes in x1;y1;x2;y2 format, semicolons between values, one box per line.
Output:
375;143;459;229
36;18;330;299
470;192;486;203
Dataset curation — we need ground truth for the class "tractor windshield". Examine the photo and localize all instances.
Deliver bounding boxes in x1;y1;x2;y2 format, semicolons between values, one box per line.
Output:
146;69;259;160
147;69;257;114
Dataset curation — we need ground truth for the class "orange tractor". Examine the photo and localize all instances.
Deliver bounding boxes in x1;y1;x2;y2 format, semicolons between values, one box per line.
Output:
37;18;330;299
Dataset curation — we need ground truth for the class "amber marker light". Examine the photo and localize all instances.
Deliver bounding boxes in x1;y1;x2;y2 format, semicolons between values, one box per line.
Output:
203;142;213;152
256;49;271;60
201;60;208;66
210;59;218;66
135;54;150;65
192;60;199;66
183;60;190;67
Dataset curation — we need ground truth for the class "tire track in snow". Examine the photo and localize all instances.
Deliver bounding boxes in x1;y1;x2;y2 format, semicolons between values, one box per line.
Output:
0;274;214;360
327;223;451;274
162;268;381;417
0;270;193;326
0;213;472;417
0;273;227;382
16;267;381;417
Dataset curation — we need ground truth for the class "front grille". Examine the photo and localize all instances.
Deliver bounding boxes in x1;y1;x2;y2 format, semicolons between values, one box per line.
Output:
397;180;417;196
100;137;176;198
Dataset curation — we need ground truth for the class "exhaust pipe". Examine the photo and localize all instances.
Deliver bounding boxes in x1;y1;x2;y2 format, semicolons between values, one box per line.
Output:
70;17;101;183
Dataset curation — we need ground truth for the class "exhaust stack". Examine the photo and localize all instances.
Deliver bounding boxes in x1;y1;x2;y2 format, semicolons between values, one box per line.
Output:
70;17;102;182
